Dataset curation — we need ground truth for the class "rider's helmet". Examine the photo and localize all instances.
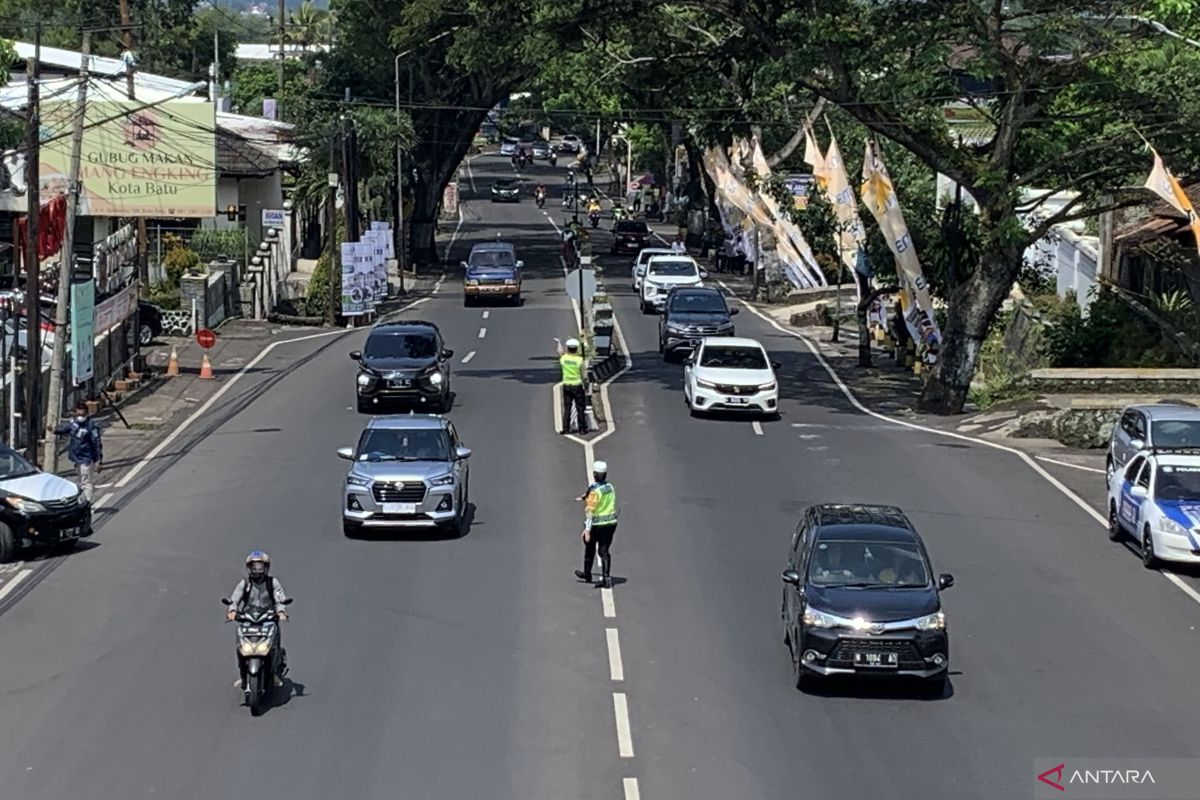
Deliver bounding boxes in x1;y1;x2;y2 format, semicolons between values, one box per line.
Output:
565;338;580;352
246;550;271;582
593;460;608;480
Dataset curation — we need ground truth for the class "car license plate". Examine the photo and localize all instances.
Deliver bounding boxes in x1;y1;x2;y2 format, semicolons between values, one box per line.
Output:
726;397;749;404
853;651;898;668
389;379;410;388
382;503;418;515
59;526;80;540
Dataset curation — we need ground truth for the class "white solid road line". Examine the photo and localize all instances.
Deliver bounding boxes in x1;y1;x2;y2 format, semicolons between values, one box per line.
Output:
478;327;487;339
94;491;113;509
613;693;635;757
724;283;1200;610
461;350;476;364
601;586;616;618
606;627;625;681
1036;455;1106;474
431;275;445;295
623;778;641;800
481;310;490;319
0;568;31;604
752;420;764;436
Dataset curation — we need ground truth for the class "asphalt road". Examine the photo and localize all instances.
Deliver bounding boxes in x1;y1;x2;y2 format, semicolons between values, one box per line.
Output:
2;154;1200;800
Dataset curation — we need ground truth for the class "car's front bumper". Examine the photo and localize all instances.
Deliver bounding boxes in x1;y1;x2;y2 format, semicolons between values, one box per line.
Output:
690;382;777;413
1150;527;1200;563
491;193;520;202
612;239;646;254
798;628;949;680
663;330;734;355
357;377;446;408
8;502;94;548
464;283;520;297
343;483;459;528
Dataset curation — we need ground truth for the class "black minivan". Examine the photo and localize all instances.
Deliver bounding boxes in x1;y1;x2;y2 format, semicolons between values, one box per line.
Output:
781;504;953;694
351;319;454;414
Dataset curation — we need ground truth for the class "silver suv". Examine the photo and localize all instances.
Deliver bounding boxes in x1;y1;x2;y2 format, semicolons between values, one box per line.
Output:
337;415;471;537
1107;403;1200;479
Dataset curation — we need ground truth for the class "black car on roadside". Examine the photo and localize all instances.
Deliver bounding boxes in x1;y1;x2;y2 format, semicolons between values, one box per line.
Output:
658;286;737;361
351;319;454;414
137;301;163;346
610;219;651;255
491;179;521;203
781;504;954;694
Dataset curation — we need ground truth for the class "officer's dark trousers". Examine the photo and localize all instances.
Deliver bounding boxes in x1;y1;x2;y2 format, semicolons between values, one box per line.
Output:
583;524;617;578
562;383;588;433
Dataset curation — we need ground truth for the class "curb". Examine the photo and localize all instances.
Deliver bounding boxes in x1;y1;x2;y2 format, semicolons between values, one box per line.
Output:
589;352;624;382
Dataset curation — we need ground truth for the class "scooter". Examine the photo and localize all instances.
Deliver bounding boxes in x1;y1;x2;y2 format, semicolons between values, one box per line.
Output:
548;152;558;167
536;191;546;208
223;597;292;716
589;210;600;228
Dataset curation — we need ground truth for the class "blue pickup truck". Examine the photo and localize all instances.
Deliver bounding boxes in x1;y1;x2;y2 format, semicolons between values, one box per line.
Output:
462;241;524;306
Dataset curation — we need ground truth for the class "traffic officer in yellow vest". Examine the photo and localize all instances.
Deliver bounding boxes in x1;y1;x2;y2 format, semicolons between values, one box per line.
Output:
575;460;618;587
554;336;589;435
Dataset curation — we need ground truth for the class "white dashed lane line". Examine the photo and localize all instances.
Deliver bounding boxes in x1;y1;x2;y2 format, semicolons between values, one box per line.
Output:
752;420;764;436
613;693;635;757
478;327;487;339
606;628;625;681
481;310;490;319
601;586;616;618
624;778;641;800
0;568;32;604
461;350;476;364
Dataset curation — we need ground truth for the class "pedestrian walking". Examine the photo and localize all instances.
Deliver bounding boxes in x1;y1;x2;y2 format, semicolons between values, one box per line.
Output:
632;190;642;213
575;460;618;587
54;401;103;502
555;336;589;434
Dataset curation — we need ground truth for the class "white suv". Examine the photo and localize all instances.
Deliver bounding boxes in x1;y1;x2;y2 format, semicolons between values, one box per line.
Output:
631;247;672;292
640;255;705;314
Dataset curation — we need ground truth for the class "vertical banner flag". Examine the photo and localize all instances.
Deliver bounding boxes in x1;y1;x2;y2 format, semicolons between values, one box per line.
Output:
1144;149;1200;253
743;137;827;288
69;279;96;384
823;136;868;294
860;140;941;360
340;241;365;316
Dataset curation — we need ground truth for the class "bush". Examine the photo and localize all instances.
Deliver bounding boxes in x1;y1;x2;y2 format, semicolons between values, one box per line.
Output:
190;229;247;264
163;246;201;284
148;280;181;310
1040;288;1193;368
304;249;339;318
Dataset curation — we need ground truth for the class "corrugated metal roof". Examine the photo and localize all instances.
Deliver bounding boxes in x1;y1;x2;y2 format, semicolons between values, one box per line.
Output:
11;41;198;96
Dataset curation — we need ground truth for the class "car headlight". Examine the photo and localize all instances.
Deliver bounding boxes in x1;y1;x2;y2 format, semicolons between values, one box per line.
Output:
1161;517;1190;537
346;474;370;488
466;279;479;286
428;371;444;386
758;382;777;391
665;323;686;333
430;474;454;486
356;373;372;387
504;278;516;285
5;496;44;513
696;379;718;389
914;611;946;631
802;607;840;628
644;284;657;294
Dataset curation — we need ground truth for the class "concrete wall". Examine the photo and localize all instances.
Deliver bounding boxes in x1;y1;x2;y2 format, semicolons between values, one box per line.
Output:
201;174;284;247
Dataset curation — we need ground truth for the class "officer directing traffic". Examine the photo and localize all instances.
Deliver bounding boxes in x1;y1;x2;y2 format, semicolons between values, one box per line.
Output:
575;460;618;587
555;336;589;435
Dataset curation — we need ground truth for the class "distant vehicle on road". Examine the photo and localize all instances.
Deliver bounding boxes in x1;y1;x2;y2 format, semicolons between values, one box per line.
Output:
337;415;471;538
558;134;582;153
1107;403;1200;479
1107;446;1200;568
683;336;779;417
499;137;519;156
531;140;554;160
138;301;163;346
490;179;521;203
659;286;737;361
463;241;523;306
0;441;93;562
610;219;650;256
631;247;672;292
639;255;705;314
350;319;453;414
781;504;953;694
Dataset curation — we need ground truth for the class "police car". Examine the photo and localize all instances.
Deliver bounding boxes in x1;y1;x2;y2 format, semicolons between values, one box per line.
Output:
1106;447;1200;568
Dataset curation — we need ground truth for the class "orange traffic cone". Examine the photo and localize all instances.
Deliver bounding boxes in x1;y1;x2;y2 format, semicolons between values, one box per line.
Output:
199;353;214;380
166;345;180;377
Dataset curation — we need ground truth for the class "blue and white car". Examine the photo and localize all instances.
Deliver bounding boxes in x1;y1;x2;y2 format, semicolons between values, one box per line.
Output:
1107;447;1200;568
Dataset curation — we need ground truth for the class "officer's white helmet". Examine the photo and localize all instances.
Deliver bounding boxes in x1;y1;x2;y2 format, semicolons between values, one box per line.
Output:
566;338;580;350
593;460;608;474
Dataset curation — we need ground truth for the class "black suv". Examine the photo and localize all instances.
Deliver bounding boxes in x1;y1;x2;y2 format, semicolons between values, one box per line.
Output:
658;287;737;361
781;504;954;694
610;220;650;255
350;319;454;414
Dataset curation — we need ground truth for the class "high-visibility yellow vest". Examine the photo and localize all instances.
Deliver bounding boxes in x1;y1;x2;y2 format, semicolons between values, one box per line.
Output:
590;482;617;525
560;353;584;385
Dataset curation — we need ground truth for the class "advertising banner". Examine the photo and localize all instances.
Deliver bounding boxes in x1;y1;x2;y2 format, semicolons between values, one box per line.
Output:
40;100;217;218
70;279;95;385
340;242;366;316
94;284;138;333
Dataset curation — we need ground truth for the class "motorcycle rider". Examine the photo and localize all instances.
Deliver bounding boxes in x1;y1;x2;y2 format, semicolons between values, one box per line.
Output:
587;197;602;226
226;551;290;687
535;182;547;205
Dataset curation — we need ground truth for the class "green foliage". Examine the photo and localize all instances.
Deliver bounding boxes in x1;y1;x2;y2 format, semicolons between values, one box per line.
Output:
147;280;181;310
231;60;309;118
163;246;201;284
1041;289;1195;369
304;210;344;318
189;229;247;264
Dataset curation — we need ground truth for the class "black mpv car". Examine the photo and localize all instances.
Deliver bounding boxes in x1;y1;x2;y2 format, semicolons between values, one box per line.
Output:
351;319;454;414
781;504;953;693
658;286;737;361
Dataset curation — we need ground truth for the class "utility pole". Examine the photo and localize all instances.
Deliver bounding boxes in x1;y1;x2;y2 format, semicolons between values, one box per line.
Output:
117;0;148;291
326;128;337;326
43;32;89;470
23;29;42;461
342;112;359;244
277;0;286;95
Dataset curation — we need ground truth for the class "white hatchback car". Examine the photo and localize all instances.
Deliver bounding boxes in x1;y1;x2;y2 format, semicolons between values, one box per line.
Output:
640;255;705;313
631;247;673;292
684;337;781;418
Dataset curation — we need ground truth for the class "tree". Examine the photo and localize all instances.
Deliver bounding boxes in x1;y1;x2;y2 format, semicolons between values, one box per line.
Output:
286;1;331;49
683;0;1200;413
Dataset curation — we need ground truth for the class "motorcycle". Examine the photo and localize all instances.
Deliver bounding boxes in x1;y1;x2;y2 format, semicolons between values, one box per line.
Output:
535;190;546;208
548;152;558;166
223;597;292;716
589;210;600;228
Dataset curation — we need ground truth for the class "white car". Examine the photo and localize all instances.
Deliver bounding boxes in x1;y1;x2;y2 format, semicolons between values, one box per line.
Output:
631;247;673;292
559;134;582;153
1107;447;1200;567
684;337;781;418
640;255;705;314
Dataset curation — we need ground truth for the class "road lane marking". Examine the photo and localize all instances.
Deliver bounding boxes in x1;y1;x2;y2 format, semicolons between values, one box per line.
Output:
624;778;641;800
461;350;476;364
613;693;634;757
1036;455;1105;474
606;627;625;681
432;274;445;295
0;568;31;604
481;310;489;319
752;420;764;436
602;586;616;617
723;283;1200;609
94;491;113;509
478;327;487;339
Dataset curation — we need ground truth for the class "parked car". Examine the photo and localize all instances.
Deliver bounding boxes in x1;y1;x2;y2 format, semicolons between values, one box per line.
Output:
559;134;582;153
639;255;705;313
337;415;471;538
462;241;523;306
350;319;454;414
499;137;520;156
683;336;779;417
658;286;737;361
781;504;953;694
137;301;163;346
610;219;651;256
0;441;92;562
491;179;521;203
1107;403;1200;479
1107;446;1200;568
631;247;672;292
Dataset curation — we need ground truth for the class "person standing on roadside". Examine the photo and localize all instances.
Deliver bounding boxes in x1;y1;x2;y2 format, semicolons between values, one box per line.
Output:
575;460;618;587
54;401;102;503
554;336;589;435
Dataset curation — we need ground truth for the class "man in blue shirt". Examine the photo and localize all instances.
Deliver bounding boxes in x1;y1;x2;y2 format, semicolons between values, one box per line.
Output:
54;401;103;503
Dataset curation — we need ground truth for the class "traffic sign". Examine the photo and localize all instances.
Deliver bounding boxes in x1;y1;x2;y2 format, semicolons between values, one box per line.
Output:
564;268;598;302
196;328;216;349
262;208;285;228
